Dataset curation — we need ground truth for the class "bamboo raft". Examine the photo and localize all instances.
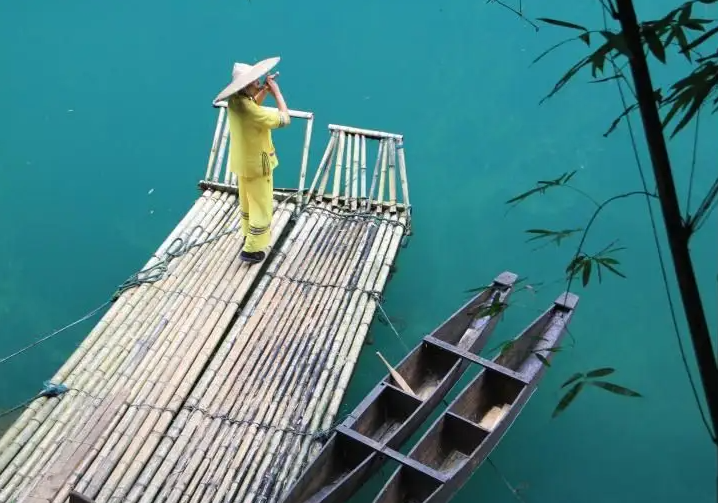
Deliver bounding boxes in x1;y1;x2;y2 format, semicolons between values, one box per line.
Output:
0;101;413;503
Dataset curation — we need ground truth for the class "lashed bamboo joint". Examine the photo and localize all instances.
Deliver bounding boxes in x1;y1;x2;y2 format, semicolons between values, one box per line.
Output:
0;100;412;503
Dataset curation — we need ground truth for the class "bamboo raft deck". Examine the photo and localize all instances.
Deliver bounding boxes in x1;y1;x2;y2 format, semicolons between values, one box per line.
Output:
0;103;413;503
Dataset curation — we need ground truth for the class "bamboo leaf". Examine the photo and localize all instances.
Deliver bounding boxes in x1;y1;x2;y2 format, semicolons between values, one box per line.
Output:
534;352;551;367
590;381;643;397
683;20;707;31
537;17;589;32
525;228;582;246
604;102;639;137
679;2;693;22
586;367;615;378
590;74;622;84
552;381;585;418
561;372;584;388
674;26;692;61
579;32;591;46
581;259;592;286
643;26;667;63
464;284;490;294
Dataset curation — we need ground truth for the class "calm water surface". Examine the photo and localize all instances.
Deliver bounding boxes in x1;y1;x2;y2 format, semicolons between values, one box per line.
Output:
1;0;715;502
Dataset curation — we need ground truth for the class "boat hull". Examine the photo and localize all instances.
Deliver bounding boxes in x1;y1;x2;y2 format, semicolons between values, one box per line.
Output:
278;272;518;503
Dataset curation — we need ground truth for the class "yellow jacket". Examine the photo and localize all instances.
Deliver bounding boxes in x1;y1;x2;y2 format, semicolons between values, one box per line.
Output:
227;94;290;179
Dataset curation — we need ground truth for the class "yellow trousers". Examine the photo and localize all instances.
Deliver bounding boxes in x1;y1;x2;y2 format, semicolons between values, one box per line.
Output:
237;173;274;253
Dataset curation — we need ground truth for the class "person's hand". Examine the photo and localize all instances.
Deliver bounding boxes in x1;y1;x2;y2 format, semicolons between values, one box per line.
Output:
265;72;280;94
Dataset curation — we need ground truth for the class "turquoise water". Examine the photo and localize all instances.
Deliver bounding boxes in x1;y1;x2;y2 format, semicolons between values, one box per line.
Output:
1;0;716;501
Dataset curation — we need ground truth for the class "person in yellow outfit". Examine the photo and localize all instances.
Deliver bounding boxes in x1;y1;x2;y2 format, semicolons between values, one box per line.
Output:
213;57;291;264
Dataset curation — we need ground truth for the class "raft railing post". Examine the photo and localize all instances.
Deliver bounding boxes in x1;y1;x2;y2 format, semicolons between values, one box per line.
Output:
297;114;314;208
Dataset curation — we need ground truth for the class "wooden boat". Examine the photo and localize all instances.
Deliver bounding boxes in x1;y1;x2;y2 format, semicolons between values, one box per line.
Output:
369;291;579;503
278;271;519;503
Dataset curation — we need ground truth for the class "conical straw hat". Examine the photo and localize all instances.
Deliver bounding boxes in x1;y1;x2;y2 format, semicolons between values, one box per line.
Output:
212;56;280;105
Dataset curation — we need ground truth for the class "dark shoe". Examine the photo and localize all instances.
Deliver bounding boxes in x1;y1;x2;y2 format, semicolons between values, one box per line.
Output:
239;250;266;264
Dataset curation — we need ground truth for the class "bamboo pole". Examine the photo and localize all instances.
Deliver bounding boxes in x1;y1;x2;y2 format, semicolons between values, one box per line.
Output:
0;191;235;494
351;134;360;211
205;107;226;180
306;131;336;204
376;139;388;212
344;133;352;202
367;139;383;211
331;131;345;208
388;139;397;213
317;140;336;203
1;194;246;501
297;116;314;204
328;124;403;141
223;149;232;185
396;141;410;208
360;135;367;206
212;117;230;182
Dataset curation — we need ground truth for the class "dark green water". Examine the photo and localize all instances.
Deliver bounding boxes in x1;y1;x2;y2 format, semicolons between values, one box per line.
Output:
1;0;715;501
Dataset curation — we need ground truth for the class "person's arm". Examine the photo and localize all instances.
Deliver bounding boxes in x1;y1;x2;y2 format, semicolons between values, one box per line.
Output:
267;79;291;127
253;84;270;105
242;95;290;129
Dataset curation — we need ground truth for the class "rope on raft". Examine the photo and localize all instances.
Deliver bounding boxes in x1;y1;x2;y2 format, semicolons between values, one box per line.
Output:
0;381;69;419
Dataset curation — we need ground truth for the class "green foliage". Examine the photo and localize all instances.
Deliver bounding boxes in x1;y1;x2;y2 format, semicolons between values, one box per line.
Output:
553;367;642;418
565;241;627;287
505;170;577;206
535;1;718;138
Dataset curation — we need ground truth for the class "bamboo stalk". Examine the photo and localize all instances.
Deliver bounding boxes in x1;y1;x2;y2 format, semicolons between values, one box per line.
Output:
376;140;388;212
343;133;352;202
331;131;345;208
396;141;410;208
360;135;367;206
306;131;336;204
213;117;230;182
223;149;232;185
205;107;226;180
388;139;397;213
0;192;237;494
351;134;359;211
367;139;383;211
297;116;313;204
328;124;403;141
